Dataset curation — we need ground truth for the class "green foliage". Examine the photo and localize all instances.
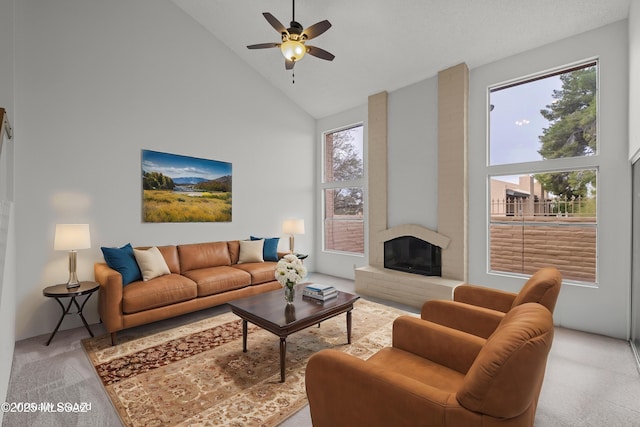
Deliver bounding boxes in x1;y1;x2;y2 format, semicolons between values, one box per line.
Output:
143;171;175;190
327;127;364;215
329;130;363;181
537;66;596;198
534;169;596;199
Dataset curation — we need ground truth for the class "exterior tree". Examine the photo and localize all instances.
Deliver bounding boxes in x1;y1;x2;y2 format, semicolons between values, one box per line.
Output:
535;66;596;199
326;128;364;215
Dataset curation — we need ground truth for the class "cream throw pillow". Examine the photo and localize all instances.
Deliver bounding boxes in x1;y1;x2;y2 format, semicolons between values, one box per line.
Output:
133;246;171;281
238;239;264;264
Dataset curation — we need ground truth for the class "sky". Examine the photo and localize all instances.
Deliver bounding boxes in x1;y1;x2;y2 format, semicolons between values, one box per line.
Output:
142;150;232;180
489;74;562;166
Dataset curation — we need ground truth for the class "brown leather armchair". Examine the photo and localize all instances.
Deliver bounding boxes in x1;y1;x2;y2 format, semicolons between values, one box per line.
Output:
306;303;554;427
420;267;562;338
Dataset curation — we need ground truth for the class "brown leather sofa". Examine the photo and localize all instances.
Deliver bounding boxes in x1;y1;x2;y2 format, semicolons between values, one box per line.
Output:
306;302;554;427
420;267;562;338
94;240;282;345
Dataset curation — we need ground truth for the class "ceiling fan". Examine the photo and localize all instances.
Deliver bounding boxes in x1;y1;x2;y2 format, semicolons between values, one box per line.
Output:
246;0;335;71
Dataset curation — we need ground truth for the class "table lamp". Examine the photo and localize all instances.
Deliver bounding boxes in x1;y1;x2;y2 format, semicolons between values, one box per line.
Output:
282;219;305;253
54;224;91;289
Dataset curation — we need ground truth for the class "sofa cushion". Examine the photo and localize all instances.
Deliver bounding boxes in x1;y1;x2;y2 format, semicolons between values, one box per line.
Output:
238;239;264;263
182;266;251;297
251;236;280;261
233;261;279;285
122;274;197;314
134;247;171;281
178;242;231;272
227;240;240;264
101;243;142;285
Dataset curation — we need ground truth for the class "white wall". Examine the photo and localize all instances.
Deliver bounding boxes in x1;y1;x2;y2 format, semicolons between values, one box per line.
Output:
631;0;640;161
469;21;631;339
315;104;367;279
13;0;316;340
0;0;19;423
0;0;15;420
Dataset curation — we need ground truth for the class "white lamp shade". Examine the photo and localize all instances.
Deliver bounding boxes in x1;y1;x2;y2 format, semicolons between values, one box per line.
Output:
54;224;91;250
282;219;305;235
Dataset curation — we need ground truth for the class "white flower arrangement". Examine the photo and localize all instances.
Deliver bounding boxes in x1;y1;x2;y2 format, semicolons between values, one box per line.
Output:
275;254;307;288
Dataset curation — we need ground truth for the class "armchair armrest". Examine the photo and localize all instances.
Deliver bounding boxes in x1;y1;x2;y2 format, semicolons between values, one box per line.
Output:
392;316;485;373
306;349;457;427
94;263;124;333
453;284;516;313
420;300;505;339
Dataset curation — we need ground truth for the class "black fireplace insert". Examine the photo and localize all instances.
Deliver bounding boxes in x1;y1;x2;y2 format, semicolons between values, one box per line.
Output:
384;236;441;276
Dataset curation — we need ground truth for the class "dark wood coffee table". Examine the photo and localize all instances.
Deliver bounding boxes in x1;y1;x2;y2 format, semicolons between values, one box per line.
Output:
227;283;360;382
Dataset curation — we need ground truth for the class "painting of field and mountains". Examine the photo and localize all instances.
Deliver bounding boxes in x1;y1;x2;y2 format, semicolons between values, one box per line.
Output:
142;150;232;223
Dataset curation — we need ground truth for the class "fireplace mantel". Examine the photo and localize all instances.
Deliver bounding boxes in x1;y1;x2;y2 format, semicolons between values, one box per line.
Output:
377;224;450;251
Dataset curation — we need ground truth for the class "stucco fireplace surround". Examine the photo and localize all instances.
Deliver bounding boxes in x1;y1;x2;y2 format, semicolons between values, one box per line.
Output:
355;64;468;309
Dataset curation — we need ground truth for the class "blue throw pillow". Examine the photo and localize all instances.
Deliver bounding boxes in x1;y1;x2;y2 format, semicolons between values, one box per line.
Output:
250;236;280;261
101;243;142;285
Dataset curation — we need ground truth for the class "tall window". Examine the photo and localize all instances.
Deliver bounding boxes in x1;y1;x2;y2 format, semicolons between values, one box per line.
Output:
488;61;598;284
322;124;364;255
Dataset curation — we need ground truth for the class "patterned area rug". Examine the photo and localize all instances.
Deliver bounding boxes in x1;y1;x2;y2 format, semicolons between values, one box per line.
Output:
82;299;413;427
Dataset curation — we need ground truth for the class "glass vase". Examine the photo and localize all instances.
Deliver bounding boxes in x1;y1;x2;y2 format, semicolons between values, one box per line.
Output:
284;285;295;304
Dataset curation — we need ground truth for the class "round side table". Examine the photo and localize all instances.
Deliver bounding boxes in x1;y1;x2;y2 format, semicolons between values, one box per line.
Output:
42;281;99;346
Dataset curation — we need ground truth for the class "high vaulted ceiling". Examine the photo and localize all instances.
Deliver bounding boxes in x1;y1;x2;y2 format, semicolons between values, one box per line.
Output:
171;0;630;119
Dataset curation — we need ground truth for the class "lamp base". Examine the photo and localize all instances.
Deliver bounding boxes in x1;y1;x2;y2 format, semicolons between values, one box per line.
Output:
66;272;80;289
66;251;81;289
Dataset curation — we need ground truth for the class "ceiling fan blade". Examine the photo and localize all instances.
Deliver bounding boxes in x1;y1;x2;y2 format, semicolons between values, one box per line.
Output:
285;59;295;70
263;12;288;35
302;20;331;40
247;42;280;50
306;45;335;61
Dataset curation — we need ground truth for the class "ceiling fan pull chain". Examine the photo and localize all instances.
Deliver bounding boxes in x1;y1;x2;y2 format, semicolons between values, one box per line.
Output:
292;70;295;84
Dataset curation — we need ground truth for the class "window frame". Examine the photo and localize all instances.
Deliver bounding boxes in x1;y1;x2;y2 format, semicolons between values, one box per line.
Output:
486;59;600;287
321;123;366;256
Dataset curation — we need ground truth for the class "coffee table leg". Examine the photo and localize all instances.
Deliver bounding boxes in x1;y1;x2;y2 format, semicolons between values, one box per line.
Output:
347;310;353;344
242;320;248;352
279;337;287;382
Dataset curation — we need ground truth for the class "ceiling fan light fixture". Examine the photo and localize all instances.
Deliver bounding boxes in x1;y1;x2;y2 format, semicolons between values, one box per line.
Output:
280;39;306;61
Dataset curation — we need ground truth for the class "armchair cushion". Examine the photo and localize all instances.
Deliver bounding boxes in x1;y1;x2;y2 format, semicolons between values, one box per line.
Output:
420;300;504;339
392;316;485;374
453;284;516;312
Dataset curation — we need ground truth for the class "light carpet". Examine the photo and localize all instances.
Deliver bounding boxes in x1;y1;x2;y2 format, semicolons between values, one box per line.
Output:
81;299;413;426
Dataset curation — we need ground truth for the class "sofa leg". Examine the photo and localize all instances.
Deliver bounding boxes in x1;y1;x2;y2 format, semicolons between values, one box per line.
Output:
110;332;117;346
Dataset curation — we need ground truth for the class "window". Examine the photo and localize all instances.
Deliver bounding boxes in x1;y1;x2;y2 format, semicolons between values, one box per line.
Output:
322;124;364;254
488;62;598;284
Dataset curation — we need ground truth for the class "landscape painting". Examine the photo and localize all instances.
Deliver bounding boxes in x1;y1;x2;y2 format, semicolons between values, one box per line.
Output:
141;149;232;223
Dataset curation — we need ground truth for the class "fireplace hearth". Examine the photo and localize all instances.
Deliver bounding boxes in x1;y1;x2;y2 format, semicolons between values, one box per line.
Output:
384;236;442;276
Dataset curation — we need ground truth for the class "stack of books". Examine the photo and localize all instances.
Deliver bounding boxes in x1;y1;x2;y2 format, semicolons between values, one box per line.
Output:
303;284;338;301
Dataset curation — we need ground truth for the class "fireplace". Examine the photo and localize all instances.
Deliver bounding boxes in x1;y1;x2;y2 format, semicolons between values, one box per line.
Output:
384;236;442;276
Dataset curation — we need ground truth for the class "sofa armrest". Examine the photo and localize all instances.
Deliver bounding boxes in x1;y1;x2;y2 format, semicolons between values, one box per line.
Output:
94;263;124;333
421;300;505;339
453;284;516;312
306;349;456;427
392;316;485;374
